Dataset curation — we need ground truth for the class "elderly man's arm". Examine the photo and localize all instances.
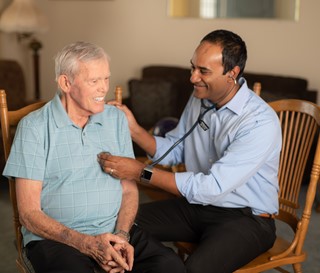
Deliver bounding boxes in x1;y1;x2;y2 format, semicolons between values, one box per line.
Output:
115;179;138;240
15;178;131;271
108;179;138;271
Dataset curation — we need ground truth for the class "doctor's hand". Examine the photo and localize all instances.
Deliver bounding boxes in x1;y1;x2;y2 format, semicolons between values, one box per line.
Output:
107;100;140;135
98;153;145;182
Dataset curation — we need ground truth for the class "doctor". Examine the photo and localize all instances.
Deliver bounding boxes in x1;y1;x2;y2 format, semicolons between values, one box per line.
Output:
98;29;282;273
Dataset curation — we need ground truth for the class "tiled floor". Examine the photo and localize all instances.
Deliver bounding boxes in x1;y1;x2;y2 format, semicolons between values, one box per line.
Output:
1;182;319;273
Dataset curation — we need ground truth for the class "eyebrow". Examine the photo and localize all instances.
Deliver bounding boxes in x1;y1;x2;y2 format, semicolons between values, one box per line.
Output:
190;60;211;72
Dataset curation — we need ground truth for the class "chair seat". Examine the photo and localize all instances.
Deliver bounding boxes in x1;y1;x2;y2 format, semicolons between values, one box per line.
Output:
235;237;306;272
174;241;196;256
175;237;306;273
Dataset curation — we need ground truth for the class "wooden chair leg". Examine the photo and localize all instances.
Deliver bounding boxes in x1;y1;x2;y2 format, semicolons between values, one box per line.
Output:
293;263;302;273
316;181;320;212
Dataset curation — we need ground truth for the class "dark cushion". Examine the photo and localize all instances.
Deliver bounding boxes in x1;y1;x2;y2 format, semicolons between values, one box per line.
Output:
0;60;27;173
128;79;178;130
244;72;311;102
142;66;193;115
0;60;26;110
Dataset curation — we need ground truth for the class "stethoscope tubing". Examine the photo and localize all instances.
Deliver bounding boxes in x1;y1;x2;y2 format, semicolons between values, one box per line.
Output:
150;99;215;166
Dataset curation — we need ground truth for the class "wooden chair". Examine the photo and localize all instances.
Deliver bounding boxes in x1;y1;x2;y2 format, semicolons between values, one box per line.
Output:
0;89;46;273
175;99;320;273
253;82;262;96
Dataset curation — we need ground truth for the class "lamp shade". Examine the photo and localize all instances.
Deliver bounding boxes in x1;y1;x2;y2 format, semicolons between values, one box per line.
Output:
0;0;48;34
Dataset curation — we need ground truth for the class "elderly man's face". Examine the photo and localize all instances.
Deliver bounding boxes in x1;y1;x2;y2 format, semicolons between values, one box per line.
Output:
67;58;110;117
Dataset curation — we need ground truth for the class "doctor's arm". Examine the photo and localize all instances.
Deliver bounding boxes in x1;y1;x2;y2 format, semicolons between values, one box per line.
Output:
98;153;181;197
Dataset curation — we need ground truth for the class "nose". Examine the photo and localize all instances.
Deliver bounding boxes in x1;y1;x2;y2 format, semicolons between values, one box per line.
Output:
98;79;109;93
190;69;200;84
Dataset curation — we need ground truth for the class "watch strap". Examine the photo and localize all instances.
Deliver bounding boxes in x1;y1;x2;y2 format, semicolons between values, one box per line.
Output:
113;229;130;242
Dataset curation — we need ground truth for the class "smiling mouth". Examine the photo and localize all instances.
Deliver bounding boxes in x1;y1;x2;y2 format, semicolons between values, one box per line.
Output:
94;96;105;102
194;84;207;89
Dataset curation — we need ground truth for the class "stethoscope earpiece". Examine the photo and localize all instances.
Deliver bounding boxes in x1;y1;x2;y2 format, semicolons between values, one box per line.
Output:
228;75;237;85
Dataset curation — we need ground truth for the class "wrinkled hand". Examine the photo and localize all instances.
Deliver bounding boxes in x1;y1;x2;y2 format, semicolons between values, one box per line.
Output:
97;153;144;182
100;239;134;273
84;233;132;272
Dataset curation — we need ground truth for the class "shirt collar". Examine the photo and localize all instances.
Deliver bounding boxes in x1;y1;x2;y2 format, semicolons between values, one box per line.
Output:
52;93;104;128
220;77;250;115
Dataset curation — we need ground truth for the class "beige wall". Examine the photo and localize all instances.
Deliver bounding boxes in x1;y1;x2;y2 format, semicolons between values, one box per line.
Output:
1;0;320;103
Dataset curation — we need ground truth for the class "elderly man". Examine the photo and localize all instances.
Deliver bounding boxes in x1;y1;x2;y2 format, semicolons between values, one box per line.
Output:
3;41;185;273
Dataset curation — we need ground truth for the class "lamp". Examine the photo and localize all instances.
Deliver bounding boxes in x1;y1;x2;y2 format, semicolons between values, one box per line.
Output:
0;0;48;100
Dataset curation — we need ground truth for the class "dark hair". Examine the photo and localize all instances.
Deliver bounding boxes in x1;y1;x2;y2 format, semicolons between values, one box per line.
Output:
201;29;247;79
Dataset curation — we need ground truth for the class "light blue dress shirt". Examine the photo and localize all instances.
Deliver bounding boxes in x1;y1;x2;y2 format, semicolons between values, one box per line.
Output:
3;93;134;246
153;78;282;215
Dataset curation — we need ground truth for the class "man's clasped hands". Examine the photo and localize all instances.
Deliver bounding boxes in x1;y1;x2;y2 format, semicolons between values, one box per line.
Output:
88;232;133;273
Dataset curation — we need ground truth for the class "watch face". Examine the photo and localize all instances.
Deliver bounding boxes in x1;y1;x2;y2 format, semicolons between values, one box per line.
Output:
144;169;153;180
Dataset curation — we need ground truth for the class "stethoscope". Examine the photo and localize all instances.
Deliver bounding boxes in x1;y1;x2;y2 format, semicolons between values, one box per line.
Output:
150;99;216;166
150;75;237;167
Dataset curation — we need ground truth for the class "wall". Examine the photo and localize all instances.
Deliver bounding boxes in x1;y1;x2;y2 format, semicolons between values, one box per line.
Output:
1;0;320;103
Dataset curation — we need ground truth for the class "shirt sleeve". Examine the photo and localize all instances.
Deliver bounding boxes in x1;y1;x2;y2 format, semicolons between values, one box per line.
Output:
175;114;282;206
3;117;45;181
118;111;135;159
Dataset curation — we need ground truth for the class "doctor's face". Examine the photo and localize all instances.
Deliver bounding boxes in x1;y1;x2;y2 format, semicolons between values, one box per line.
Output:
190;41;235;105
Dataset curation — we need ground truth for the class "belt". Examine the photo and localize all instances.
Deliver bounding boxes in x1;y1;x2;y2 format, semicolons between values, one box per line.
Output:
258;213;275;219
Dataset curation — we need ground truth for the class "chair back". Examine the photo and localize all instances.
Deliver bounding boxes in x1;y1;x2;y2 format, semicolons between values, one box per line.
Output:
269;99;320;254
0;89;46;273
253;82;261;96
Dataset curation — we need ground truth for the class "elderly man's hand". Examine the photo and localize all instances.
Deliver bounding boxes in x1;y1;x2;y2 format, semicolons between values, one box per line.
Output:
101;239;134;273
97;153;144;182
83;232;133;272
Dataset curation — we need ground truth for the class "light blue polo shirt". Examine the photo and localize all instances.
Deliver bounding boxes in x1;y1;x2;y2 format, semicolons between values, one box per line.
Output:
3;93;134;246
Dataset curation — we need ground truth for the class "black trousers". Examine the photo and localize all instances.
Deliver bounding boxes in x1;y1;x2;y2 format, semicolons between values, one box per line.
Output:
136;198;276;273
26;224;185;273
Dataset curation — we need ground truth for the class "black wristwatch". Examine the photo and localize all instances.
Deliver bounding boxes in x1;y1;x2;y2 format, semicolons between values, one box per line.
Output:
140;165;154;184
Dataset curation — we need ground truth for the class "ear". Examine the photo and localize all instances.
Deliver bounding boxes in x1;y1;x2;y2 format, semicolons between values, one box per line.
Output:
57;75;71;93
228;66;241;79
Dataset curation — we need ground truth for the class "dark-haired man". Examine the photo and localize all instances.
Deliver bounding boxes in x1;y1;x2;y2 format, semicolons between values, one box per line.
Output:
99;30;281;273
